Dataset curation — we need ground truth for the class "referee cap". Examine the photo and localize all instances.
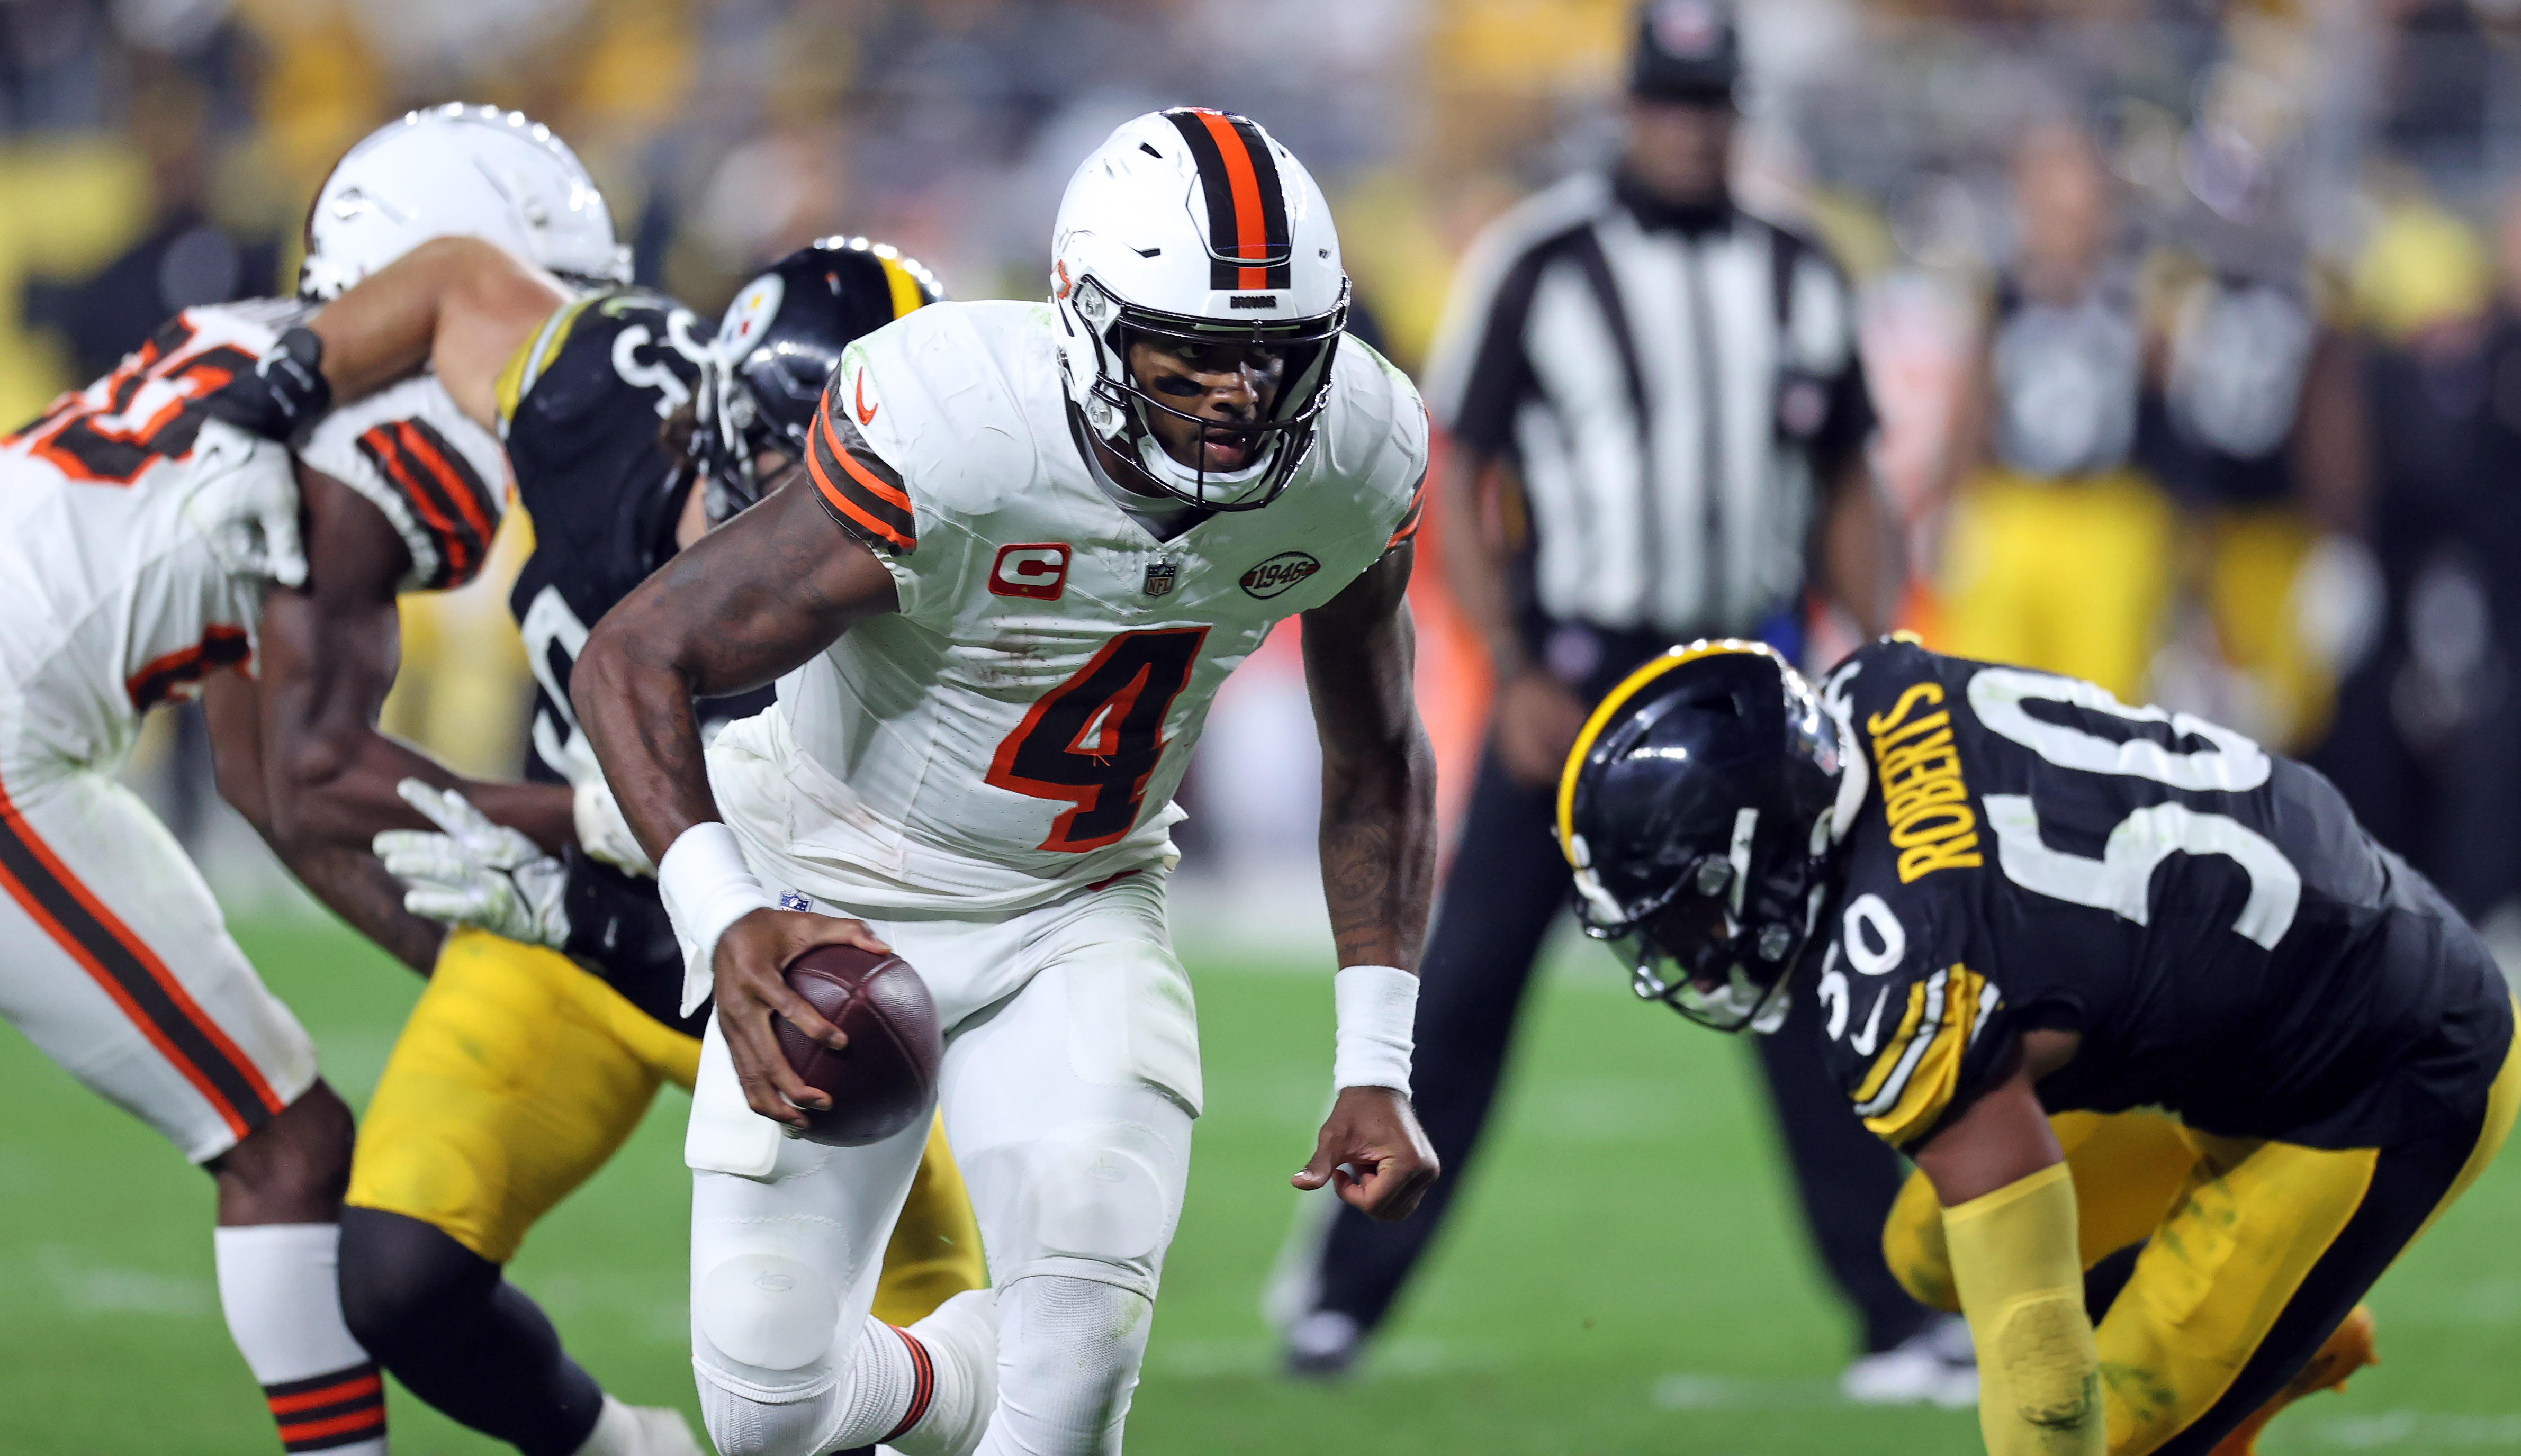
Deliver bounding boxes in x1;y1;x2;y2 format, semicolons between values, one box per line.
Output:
1629;0;1740;101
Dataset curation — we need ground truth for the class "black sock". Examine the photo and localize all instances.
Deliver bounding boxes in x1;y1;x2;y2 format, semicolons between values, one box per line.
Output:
339;1207;605;1456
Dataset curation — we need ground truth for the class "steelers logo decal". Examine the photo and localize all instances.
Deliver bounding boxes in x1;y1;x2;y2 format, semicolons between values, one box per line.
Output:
718;273;785;352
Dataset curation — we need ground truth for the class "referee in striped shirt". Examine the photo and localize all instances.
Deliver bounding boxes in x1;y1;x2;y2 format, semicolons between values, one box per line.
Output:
1279;2;1966;1400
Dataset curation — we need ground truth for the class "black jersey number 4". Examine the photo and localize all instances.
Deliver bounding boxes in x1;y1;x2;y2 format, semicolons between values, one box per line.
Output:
1965;667;2301;947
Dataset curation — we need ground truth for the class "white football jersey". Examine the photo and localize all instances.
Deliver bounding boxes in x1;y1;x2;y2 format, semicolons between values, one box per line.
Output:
712;300;1427;915
0;301;503;772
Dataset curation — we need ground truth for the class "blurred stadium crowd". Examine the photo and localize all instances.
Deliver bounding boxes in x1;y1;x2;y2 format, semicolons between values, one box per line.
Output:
6;0;2521;961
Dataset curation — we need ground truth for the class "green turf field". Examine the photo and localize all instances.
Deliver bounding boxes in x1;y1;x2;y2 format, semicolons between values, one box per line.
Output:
2;917;2515;1454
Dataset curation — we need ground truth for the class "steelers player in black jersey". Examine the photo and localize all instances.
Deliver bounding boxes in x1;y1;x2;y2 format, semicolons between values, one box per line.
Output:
269;236;985;1455
1556;636;2515;1456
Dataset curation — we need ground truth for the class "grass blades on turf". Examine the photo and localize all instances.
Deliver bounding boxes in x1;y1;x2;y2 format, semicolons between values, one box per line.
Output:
0;918;2514;1453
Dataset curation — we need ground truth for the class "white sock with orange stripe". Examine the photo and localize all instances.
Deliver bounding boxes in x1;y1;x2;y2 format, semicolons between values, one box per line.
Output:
696;1316;931;1456
214;1223;387;1455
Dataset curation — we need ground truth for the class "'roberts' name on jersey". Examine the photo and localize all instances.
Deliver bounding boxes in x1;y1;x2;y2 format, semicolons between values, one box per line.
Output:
1867;682;1983;883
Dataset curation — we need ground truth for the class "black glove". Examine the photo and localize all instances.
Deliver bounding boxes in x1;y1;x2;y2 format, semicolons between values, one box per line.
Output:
204;326;332;440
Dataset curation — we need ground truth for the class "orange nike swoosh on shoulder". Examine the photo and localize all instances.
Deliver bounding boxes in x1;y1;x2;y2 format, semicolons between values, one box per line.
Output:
854;372;878;426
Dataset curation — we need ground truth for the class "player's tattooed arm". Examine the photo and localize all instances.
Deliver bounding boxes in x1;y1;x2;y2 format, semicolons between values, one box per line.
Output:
259;464;574;857
573;476;901;859
304;236;572;432
1302;541;1437;969
575;478;902;1126
203;667;445;972
1295;540;1440;1220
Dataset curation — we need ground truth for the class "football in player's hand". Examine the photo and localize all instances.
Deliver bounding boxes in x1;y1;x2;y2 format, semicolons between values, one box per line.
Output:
774;944;943;1147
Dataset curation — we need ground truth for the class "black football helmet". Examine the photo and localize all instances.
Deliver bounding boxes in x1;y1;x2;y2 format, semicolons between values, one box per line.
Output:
697;236;943;521
1557;641;1855;1032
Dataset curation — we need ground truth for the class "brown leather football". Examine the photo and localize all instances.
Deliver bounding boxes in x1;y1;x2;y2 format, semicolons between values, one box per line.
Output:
772;944;943;1147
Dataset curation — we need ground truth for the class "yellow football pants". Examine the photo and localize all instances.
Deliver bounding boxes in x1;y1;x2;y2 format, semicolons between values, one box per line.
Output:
2187;506;2333;753
1935;467;2173;706
1933;471;2337;751
348;928;985;1322
1883;1046;2519;1455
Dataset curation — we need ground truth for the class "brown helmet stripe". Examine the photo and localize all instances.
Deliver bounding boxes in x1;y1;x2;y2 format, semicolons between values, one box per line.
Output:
1163;108;1293;291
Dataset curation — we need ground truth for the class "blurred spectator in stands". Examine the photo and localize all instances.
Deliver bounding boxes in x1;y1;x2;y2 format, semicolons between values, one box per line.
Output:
1933;119;2168;704
22;64;276;378
2132;198;2373;755
2453;183;2521;948
2318;177;2521;956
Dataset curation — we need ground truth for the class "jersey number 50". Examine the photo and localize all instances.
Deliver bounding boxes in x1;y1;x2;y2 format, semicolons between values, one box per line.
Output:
987;628;1210;853
1968;668;2303;948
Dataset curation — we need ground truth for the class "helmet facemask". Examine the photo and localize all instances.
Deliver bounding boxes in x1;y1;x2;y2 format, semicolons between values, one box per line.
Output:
1063;273;1346;512
1560;644;1852;1035
692;360;808;524
1578;838;1828;1033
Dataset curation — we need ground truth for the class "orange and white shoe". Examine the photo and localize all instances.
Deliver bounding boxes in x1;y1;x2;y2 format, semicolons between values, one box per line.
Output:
2205;1305;2380;1456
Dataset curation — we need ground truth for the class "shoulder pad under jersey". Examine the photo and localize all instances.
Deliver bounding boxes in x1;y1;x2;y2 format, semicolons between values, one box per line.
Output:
1813;637;2009;1150
299;375;509;592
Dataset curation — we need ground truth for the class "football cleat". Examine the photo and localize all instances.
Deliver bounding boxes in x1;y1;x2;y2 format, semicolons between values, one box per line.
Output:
1283;1309;1363;1380
2204;1304;2379;1456
575;1394;706;1456
1839;1314;1977;1407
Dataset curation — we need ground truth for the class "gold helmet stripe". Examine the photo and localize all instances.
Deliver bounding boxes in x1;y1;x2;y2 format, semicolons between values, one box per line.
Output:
876;252;925;319
1553;638;1787;864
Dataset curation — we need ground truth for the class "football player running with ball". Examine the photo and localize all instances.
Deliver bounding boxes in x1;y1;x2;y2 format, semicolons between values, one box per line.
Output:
1559;634;2514;1456
572;109;1440;1456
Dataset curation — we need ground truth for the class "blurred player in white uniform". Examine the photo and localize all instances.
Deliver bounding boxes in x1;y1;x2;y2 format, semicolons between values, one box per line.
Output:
0;270;520;1453
572;110;1440;1456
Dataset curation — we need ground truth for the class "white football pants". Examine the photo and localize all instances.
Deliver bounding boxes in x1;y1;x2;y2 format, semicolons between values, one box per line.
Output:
689;873;1198;1456
0;755;316;1163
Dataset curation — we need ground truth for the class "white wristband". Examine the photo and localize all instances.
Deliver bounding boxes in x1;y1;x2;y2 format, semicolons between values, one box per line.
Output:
658;822;772;1015
1332;964;1418;1097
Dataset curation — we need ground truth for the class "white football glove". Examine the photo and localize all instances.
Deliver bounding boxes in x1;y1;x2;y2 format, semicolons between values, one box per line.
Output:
573;777;656;878
184;427;308;588
374;779;570;948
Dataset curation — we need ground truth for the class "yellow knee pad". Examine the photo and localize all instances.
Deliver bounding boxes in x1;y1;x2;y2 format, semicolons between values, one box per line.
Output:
1991;1291;2104;1433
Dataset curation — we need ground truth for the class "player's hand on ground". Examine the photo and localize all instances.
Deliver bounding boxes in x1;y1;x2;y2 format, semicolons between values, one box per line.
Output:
1492;670;1588;790
373;779;569;947
713;907;892;1128
1294;1086;1439;1222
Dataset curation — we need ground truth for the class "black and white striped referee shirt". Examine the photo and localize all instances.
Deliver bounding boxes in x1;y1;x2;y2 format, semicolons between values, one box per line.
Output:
1424;172;1874;638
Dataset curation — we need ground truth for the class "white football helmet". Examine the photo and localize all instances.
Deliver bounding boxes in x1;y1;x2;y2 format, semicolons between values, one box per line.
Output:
299;103;632;301
1051;108;1348;511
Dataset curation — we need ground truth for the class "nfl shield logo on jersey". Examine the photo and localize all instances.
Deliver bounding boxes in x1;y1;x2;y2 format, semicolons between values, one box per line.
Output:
1142;560;1178;596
